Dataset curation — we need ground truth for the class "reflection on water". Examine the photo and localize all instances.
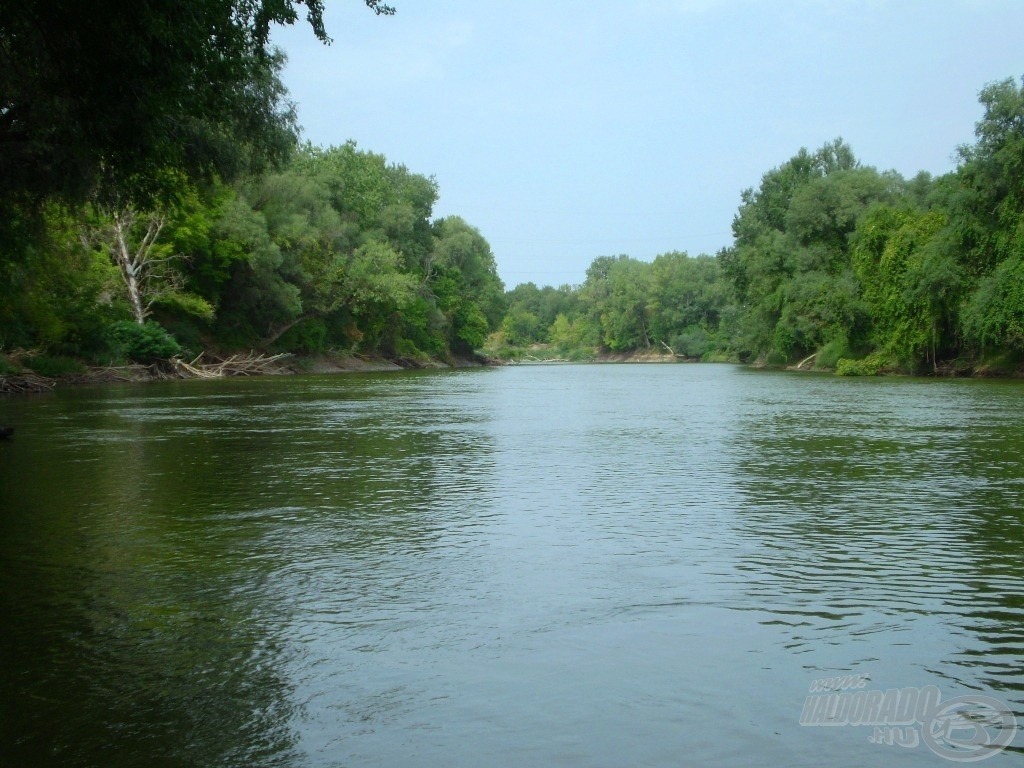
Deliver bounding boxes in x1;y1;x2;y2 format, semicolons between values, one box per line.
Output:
1;366;1022;766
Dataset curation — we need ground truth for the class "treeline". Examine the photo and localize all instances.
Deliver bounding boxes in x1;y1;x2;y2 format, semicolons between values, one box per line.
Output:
3;0;1023;378
1;1;504;371
0;143;504;365
494;76;1024;374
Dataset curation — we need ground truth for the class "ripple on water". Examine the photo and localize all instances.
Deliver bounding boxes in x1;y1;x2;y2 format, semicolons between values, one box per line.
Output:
2;366;1024;766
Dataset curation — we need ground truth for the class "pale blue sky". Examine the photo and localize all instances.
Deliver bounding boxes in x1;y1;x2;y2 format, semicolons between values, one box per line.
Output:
271;1;1024;289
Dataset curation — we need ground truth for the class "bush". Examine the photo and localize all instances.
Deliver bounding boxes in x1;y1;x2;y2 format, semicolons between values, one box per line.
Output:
835;353;886;376
22;354;86;377
670;326;712;358
105;321;181;363
816;336;852;369
278;318;328;353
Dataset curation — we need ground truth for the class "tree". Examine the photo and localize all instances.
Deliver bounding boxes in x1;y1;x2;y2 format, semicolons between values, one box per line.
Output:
429;217;505;354
647;252;726;349
719;140;897;361
0;0;393;209
579;255;652;351
852;207;956;369
233;169;416;349
0;203;116;352
961;250;1024;352
83;198;215;328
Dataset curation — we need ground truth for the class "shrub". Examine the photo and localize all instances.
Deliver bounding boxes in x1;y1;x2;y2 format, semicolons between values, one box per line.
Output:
835;353;887;376
105;321;181;363
816;336;852;369
670;326;712;358
22;354;86;377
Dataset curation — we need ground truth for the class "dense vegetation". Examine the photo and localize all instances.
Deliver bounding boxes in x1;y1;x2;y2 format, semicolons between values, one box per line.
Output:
493;77;1024;375
0;1;502;369
2;2;1023;376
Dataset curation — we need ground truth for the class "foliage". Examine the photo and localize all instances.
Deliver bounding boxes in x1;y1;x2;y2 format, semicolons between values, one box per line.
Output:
105;321;182;363
21;354;87;378
7;67;1024;379
961;249;1024;351
835;353;888;377
815;335;852;370
0;0;394;210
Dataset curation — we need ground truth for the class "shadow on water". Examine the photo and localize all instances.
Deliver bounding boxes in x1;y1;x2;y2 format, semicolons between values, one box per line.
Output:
0;372;498;767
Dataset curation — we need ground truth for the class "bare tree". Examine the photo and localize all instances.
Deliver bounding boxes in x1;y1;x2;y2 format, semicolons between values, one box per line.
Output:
83;207;187;325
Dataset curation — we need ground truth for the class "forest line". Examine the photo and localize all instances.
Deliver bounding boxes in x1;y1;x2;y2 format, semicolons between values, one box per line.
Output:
2;2;1023;378
491;78;1024;376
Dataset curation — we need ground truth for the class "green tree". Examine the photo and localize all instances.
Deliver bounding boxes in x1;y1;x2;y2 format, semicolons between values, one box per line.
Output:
962;250;1024;352
0;0;392;209
719;140;896;361
0;203;117;353
950;76;1024;356
429;217;505;354
580;255;652;351
851;207;956;369
647;252;727;356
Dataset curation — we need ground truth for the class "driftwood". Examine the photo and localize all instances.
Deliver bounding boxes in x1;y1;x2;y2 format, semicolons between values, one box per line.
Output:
0;372;56;393
71;364;170;384
509;355;576;364
172;352;292;379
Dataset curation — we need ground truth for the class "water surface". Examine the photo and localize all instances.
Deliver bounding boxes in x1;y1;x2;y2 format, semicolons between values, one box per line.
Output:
1;364;1022;766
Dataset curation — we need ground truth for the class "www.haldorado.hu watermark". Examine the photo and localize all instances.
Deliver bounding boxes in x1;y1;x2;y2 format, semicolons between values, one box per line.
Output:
800;674;1018;762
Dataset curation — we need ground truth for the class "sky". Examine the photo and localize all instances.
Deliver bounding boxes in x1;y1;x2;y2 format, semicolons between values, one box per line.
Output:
270;1;1024;289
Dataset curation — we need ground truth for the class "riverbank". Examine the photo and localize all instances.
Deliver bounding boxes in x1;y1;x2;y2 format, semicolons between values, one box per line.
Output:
0;350;496;395
5;345;1022;396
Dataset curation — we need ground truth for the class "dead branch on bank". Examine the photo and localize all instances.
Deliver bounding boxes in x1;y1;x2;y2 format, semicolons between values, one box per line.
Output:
71;364;170;385
172;352;293;379
659;340;685;358
0;372;56;393
795;352;818;370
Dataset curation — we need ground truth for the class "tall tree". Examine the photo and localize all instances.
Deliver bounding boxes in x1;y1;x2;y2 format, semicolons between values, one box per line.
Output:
0;0;393;208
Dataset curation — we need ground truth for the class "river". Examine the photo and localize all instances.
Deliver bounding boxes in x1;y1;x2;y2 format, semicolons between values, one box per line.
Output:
1;364;1022;766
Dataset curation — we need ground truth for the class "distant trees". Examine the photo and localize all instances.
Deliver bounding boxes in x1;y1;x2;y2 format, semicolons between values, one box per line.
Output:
491;75;1024;375
493;252;727;360
4;57;1024;376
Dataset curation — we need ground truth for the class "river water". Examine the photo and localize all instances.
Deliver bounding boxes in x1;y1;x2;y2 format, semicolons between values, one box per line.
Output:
1;364;1022;766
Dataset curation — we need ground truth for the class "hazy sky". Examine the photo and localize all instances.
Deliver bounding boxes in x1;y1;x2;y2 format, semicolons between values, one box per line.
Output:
271;1;1024;289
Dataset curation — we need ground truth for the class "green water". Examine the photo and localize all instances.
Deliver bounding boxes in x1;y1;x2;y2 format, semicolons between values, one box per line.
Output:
1;364;1022;766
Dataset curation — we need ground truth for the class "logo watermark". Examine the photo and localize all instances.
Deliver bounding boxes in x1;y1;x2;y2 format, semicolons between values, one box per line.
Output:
800;675;1018;762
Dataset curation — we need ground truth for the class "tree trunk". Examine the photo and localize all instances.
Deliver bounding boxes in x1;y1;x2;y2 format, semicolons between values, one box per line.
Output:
112;212;146;324
107;208;166;325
